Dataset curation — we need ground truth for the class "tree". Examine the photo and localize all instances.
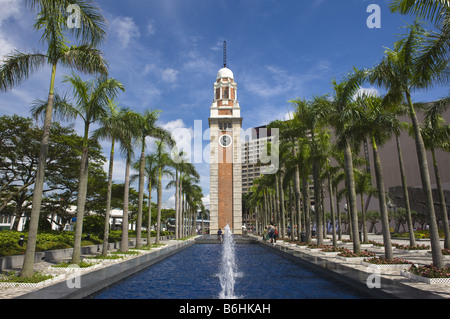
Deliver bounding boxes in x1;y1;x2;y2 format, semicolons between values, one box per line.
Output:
289;95;331;245
354;169;376;243
167;152;199;239
143;154;159;244
33;74;124;264
92;101;132;255
390;0;449;82
135;110;169;248
329;71;367;254
117;110;140;252
355;93;403;260
0;115;105;229
369;21;446;268
421;96;450;249
0;0;109;278
153;140;174;244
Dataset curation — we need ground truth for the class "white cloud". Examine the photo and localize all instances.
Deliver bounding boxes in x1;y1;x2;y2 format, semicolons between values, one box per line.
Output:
161;68;179;83
162;119;194;160
354;87;380;99
143;64;179;84
242;61;331;100
111;16;140;48
202;194;210;210
163;194;175;209
0;0;22;58
146;19;156;36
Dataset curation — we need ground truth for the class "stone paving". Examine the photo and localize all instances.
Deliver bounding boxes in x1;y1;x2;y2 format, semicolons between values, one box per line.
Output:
1;234;449;299
252;233;450;299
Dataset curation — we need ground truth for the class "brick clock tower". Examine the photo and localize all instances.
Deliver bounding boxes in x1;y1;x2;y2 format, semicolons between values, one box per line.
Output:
209;42;242;235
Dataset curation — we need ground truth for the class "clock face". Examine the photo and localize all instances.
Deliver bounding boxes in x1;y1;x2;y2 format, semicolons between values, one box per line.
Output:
219;134;232;148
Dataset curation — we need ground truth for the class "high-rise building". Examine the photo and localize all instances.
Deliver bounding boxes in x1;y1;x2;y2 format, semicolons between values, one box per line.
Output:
241;125;275;193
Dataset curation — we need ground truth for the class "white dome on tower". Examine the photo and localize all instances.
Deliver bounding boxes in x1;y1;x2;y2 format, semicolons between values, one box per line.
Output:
217;67;234;80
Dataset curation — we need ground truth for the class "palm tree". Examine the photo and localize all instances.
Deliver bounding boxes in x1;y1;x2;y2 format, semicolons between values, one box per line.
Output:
135;110;170;248
355;94;404;260
354;169;375;243
92;102;132;255
290;95;331;245
153;139;175;244
390;0;449;82
179;172;201;237
369;21;446;268
268;117;305;240
144;154;159;244
329;71;368;254
0;0;108;278
168;152;199;239
421;97;450;249
34;73;124;264
119;110;140;253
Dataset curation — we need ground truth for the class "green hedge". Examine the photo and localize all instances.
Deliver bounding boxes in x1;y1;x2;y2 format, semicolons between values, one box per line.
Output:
0;230;174;257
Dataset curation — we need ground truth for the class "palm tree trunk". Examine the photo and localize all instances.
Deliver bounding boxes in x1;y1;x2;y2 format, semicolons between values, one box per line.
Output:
371;135;393;260
406;92;443;268
343;140;360;253
156;167;162;244
289;182;294;241
294;166;302;241
279;173;286;239
102;138;115;256
313;162;323;245
136;145;145;249
21;63;57;278
396;135;416;247
302;176;311;243
147;178;152;245
328;174;337;247
178;184;183;238
175;170;179;239
431;148;450;249
72;123;91;264
335;185;342;240
360;194;368;242
121;158;131;252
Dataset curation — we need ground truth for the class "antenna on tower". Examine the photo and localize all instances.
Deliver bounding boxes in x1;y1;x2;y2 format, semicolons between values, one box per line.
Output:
223;41;227;68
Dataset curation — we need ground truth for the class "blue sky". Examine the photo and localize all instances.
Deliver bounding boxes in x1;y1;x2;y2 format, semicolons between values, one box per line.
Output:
0;0;448;209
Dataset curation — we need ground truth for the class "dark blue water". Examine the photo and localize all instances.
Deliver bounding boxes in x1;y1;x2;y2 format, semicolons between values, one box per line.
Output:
93;244;362;299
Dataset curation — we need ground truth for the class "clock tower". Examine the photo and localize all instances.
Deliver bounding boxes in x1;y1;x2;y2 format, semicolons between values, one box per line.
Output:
209;42;242;235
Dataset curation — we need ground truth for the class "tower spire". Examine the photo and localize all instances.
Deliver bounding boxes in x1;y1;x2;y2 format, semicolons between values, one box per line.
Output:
223;41;227;68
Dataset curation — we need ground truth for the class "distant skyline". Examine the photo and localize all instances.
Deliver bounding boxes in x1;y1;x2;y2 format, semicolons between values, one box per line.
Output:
1;0;448;209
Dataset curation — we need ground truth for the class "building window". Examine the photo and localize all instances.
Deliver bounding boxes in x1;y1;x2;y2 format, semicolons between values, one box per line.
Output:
219;122;232;131
223;87;229;99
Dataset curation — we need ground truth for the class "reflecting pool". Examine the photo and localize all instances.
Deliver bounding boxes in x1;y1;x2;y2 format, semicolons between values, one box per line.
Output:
93;244;363;299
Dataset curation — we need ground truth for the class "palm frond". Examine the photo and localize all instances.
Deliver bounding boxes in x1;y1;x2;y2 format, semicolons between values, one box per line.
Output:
61;44;109;76
25;0;108;46
0;51;47;91
67;0;109;47
30;92;77;122
389;0;449;26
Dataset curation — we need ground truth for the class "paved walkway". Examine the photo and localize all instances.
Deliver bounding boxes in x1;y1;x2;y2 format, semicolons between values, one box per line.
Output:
250;233;450;299
0;238;195;299
1;234;449;299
